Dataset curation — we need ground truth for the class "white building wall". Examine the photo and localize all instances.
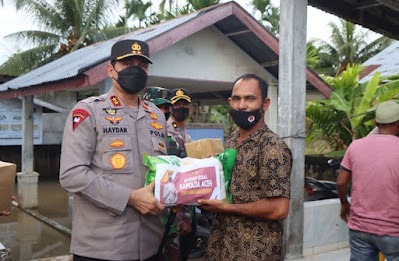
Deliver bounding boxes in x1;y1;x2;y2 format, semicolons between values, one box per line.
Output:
38;92;76;145
150;26;279;130
0;99;42;145
0;91;77;146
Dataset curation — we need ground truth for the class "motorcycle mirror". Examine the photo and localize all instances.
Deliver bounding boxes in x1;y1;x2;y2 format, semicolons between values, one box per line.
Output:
327;158;340;167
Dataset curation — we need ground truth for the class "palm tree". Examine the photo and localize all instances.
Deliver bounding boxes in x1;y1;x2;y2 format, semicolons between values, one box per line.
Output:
314;19;393;76
158;0;218;22
119;0;154;28
186;0;219;11
250;0;279;35
0;0;130;76
128;0;153;27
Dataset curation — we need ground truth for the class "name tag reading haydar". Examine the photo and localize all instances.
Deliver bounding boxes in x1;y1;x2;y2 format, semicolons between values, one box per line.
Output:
154;157;225;206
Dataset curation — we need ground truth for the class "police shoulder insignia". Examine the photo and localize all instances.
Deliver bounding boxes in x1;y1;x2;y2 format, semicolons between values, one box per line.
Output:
110;139;125;148
72;108;91;131
110;95;122;107
158;141;166;151
110;153;127;169
141;100;149;110
149;112;157;120
105;116;123;125
150;122;163;130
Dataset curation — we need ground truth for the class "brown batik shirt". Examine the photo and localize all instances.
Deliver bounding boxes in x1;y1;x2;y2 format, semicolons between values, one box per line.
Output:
205;124;292;261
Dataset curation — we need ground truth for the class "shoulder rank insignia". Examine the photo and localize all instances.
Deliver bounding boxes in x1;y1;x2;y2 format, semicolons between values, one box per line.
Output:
149;112;157;120
141;100;149;110
110;139;125;148
158;141;166;151
110;153;127;169
103;108;119;115
150;122;163;130
105;116;123;125
72;109;91;131
110;95;122;107
172;122;178;129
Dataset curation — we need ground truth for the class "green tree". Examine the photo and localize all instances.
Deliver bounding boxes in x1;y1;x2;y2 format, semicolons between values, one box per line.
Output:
187;0;219;11
118;0;154;28
314;19;393;76
157;0;218;22
0;0;131;76
306;41;320;69
306;64;399;156
250;0;279;35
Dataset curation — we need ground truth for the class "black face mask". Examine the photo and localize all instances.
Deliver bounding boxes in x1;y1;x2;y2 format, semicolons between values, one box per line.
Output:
230;107;262;130
164;112;171;121
172;107;189;122
113;65;148;94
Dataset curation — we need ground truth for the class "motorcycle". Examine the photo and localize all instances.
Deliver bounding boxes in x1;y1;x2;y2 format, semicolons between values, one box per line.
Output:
304;158;350;201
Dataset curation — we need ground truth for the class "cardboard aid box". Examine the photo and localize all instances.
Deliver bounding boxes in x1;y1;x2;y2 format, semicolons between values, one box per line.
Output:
0;161;16;212
185;138;224;159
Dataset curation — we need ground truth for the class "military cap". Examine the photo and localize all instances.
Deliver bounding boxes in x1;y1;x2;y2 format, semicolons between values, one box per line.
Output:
142;87;172;106
170;88;191;104
110;39;152;64
376;100;399;124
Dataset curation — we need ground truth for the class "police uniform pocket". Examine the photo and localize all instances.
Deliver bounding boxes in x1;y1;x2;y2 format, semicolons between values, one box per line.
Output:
103;136;134;174
152;136;167;155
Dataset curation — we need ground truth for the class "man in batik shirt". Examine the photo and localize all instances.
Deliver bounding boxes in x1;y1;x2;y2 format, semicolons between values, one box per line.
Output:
199;74;292;261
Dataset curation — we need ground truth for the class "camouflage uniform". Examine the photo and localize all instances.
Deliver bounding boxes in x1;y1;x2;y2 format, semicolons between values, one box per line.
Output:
143;87;194;261
161;115;195;261
142;86;172;107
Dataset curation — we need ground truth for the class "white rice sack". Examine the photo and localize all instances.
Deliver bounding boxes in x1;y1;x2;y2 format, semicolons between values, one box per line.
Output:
153;156;227;206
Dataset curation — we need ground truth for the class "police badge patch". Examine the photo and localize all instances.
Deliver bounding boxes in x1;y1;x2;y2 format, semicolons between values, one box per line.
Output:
103;108;120;115
105;116;123;125
110;153;127;169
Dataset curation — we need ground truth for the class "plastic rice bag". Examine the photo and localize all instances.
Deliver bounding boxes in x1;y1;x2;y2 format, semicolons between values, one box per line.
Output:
144;149;236;206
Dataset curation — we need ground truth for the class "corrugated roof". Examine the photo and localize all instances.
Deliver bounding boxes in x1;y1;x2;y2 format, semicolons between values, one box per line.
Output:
0;12;198;91
0;1;332;99
359;41;399;83
309;0;399;41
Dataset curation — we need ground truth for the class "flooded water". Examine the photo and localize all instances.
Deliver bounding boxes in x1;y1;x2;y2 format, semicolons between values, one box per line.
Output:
0;181;71;261
0;181;204;261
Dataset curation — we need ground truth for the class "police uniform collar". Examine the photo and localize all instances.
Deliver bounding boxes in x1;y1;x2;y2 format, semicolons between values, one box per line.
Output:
137;97;153;119
167;117;180;130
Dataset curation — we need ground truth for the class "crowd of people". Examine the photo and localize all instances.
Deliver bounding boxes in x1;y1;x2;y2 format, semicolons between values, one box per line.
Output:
2;38;398;261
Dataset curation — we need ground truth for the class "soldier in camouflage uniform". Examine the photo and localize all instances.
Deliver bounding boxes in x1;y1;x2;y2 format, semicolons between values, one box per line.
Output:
168;88;195;261
143;86;172;121
143;87;194;261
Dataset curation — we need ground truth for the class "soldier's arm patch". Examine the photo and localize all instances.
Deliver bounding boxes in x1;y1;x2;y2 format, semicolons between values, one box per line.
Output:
72;109;91;131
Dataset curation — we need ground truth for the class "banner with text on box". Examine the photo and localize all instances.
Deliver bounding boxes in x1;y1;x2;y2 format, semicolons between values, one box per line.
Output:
154;157;225;206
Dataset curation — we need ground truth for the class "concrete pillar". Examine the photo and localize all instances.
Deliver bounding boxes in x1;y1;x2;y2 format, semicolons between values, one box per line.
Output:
278;0;307;259
264;83;278;133
17;95;39;208
99;78;112;95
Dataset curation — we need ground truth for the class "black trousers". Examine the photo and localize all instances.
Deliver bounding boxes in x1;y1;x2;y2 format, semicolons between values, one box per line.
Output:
73;254;158;261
